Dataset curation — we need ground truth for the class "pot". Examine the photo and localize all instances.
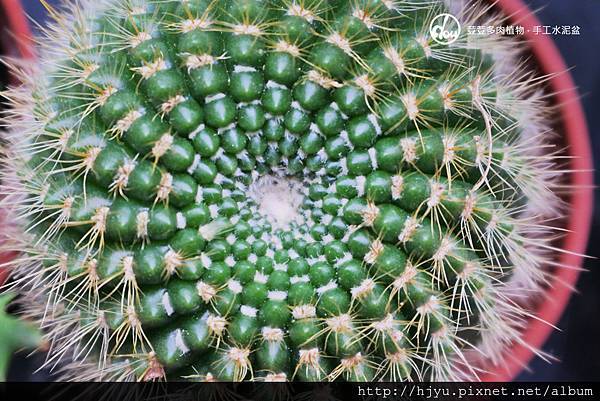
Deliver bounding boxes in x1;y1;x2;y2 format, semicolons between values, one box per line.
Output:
0;0;32;285
480;0;594;381
0;0;33;61
0;0;593;382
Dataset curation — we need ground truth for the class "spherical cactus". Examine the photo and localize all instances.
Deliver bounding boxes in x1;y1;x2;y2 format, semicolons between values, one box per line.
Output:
0;0;567;381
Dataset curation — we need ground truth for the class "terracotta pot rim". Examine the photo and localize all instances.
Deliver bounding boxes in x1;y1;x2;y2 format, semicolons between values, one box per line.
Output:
0;0;33;59
0;0;32;284
479;0;594;381
0;0;594;382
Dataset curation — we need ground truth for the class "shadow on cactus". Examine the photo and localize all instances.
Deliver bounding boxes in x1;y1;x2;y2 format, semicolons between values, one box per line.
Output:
0;0;574;382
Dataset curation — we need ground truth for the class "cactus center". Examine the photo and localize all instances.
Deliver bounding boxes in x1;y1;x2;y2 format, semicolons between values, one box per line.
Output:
249;174;304;230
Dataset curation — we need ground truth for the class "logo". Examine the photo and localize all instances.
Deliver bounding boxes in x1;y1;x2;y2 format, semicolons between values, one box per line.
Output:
429;13;461;45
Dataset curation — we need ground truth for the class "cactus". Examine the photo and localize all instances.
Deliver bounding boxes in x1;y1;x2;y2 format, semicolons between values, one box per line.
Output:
0;0;566;381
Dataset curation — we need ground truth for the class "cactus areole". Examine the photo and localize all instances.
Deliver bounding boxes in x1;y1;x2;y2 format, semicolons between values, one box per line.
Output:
0;0;579;382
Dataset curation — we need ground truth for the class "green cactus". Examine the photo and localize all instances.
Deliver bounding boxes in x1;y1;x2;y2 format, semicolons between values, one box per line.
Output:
0;0;563;381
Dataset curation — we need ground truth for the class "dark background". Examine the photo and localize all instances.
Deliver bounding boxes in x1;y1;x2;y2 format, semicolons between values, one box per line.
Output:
3;0;600;381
